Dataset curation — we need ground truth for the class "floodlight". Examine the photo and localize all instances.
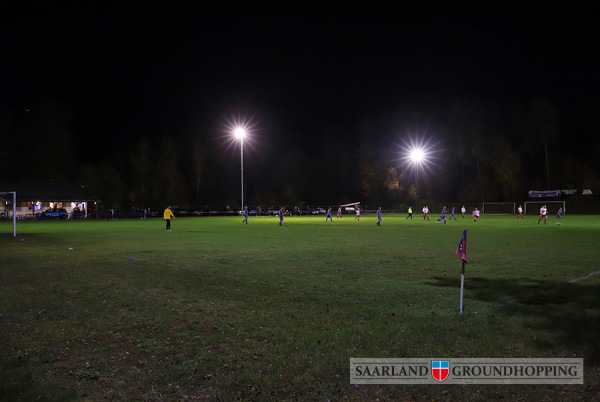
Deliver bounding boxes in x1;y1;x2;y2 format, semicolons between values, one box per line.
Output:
221;113;259;213
409;148;425;163
234;127;246;139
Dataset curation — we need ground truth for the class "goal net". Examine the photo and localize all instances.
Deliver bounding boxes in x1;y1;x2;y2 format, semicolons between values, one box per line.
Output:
481;202;515;215
0;191;17;237
524;201;565;216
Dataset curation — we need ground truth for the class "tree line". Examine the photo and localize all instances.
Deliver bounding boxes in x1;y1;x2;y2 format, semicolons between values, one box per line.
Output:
1;95;598;211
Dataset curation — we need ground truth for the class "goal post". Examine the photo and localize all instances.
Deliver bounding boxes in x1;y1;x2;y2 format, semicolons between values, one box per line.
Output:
481;202;516;215
0;191;17;237
524;201;565;216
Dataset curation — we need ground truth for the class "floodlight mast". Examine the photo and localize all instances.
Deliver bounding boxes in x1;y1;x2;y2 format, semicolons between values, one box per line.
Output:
234;128;246;211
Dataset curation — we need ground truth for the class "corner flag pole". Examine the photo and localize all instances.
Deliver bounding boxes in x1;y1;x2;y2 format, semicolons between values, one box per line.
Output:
456;228;468;314
459;259;466;314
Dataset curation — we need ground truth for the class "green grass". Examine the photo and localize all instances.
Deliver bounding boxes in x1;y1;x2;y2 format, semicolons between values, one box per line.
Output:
1;214;599;401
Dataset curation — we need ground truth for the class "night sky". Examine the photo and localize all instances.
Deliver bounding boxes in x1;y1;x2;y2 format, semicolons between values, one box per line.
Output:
2;1;600;208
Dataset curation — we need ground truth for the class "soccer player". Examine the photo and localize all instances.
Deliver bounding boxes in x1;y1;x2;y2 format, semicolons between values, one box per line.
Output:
326;207;333;222
355;206;361;221
472;208;480;222
538;205;548;224
376;206;382;226
163;205;175;231
242;206;249;224
461;205;466;218
436;206;447;224
279;207;284;225
422;205;430;220
450;206;457;220
556;207;563;219
406;206;413;219
517;205;524;219
336;206;342;218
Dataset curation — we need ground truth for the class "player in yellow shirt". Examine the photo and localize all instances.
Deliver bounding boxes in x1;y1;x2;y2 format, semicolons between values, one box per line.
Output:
163;206;175;231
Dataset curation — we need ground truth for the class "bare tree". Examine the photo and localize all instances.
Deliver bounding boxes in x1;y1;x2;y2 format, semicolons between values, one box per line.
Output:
130;138;153;208
448;97;491;203
486;136;522;199
523;97;559;190
384;166;403;207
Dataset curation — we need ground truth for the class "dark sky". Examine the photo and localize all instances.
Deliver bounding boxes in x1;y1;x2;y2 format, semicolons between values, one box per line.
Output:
2;1;600;154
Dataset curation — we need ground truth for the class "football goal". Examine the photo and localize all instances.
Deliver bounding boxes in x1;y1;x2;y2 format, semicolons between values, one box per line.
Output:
481;202;515;215
524;201;566;216
0;191;17;237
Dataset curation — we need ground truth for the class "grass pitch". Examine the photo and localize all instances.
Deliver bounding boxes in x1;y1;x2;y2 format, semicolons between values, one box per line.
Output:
1;214;599;401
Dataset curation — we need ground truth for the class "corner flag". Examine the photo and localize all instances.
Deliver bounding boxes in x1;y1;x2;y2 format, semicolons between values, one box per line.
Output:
456;229;468;263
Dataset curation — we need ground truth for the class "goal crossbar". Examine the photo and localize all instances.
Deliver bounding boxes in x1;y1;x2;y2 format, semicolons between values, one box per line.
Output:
481;202;516;215
524;200;565;216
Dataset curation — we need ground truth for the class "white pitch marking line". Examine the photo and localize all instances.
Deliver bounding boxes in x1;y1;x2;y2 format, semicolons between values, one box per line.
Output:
567;271;600;283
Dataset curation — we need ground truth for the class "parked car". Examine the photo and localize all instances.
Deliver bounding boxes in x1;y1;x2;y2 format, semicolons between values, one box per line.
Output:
36;208;69;219
306;206;326;215
180;205;220;216
169;206;186;217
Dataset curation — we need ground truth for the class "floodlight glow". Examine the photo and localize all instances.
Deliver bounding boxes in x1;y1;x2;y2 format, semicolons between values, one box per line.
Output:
409;148;425;163
396;134;441;187
221;111;259;148
234;127;246;139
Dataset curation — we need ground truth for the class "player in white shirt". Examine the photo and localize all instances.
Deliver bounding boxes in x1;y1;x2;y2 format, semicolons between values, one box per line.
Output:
537;205;548;225
473;208;480;222
422;206;430;220
517;205;524;219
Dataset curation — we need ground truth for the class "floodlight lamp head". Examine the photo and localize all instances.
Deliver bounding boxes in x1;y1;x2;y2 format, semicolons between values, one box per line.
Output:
234;127;246;139
409;148;425;163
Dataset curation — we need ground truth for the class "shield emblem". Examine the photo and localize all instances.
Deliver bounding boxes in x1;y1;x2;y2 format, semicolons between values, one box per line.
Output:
431;360;449;382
